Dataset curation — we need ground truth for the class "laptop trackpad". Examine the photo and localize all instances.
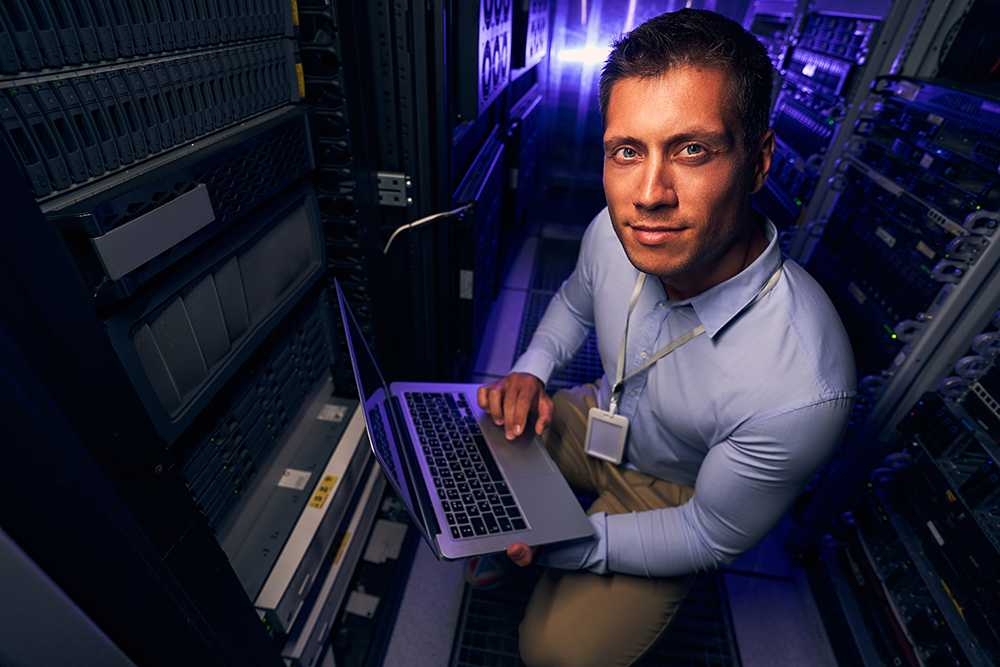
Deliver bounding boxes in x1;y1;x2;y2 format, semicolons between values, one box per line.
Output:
492;435;557;478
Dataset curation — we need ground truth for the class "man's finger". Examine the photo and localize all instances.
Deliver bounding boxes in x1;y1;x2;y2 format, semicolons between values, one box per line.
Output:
503;380;532;439
486;385;505;425
535;393;555;434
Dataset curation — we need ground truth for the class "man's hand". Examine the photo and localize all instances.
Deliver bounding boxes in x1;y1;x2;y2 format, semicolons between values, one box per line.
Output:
507;542;537;567
477;373;554;440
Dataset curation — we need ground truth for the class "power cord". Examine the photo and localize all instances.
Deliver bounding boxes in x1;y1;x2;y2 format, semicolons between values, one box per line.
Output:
382;203;474;254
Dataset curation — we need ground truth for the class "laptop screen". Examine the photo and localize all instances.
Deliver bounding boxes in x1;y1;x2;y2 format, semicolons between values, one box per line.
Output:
334;281;436;548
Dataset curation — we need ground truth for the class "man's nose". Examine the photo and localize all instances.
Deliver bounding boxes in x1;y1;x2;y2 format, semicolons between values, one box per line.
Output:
634;158;678;209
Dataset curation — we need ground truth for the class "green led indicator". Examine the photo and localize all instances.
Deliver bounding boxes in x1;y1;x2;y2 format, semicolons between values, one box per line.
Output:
919;265;932;275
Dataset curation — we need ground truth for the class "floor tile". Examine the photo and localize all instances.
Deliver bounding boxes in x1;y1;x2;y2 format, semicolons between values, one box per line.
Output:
471;288;528;378
723;569;837;667
381;546;467;667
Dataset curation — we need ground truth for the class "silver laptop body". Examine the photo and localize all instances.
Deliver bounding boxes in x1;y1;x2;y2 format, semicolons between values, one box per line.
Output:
335;280;594;560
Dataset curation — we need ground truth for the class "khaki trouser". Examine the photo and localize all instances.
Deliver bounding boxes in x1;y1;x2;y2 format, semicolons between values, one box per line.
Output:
519;383;696;667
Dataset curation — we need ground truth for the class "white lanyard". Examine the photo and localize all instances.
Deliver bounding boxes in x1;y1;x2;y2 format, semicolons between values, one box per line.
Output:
608;262;784;415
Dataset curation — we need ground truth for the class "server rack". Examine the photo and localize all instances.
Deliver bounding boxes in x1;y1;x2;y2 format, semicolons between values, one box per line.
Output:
313;0;548;385
0;0;400;665
745;0;1000;660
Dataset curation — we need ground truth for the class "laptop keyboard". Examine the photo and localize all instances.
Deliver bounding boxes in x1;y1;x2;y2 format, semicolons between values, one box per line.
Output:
367;404;398;483
405;391;527;540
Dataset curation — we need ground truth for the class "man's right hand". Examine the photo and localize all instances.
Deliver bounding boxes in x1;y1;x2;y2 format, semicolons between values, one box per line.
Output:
477;373;554;441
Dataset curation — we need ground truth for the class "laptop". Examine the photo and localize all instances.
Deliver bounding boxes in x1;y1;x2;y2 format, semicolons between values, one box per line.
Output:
335;280;594;560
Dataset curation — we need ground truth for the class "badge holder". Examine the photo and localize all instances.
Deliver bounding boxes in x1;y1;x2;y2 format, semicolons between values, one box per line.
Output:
584;407;628;464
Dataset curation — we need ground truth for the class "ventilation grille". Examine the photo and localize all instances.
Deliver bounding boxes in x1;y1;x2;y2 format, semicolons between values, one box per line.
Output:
514;236;602;389
131;201;319;415
450;568;740;666
177;287;334;531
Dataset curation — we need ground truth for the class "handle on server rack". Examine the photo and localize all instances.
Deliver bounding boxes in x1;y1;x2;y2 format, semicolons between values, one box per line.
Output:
89;183;216;281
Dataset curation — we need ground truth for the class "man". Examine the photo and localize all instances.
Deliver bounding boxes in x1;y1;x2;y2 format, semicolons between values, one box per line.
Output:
472;8;857;667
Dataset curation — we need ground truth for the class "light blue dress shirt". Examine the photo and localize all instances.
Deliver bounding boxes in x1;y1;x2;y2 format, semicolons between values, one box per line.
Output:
511;208;857;577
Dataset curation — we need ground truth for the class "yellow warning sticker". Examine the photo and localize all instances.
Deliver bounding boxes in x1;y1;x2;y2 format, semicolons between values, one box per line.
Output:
296;63;305;99
309;475;338;509
291;0;299;25
333;532;351;565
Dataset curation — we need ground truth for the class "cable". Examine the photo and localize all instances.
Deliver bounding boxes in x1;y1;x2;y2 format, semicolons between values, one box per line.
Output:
382;203;474;254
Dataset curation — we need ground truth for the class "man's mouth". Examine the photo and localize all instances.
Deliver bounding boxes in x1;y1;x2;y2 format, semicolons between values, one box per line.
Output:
631;226;687;245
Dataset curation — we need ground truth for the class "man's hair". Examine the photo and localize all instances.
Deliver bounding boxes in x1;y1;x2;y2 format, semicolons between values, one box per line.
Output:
599;9;773;158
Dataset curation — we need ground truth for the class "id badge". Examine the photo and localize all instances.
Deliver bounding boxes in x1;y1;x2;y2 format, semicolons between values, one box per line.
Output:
584;408;629;464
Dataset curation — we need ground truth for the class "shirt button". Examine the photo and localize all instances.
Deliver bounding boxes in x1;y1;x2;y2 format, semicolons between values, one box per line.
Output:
629;390;636;397
659;302;667;309
640;351;648;359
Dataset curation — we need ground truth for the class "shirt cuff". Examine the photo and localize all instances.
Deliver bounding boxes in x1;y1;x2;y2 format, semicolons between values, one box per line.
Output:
535;512;609;574
510;349;559;387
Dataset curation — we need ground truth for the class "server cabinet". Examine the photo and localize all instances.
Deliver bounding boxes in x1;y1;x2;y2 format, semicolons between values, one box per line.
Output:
0;2;393;665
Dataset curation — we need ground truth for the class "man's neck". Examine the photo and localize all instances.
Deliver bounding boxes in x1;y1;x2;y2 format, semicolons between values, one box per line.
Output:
659;223;768;301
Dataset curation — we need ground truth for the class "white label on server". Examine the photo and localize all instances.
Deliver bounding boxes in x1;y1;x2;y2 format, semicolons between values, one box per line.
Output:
916;240;936;259
318;403;349;422
848;282;867;304
460;270;474;300
875;226;896;248
278;468;312;491
345;590;380;618
926;520;945;546
919;153;935;170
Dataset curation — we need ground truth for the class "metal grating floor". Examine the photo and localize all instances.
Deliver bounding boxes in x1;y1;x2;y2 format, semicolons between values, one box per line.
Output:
514;237;603;390
450;234;742;667
449;566;741;667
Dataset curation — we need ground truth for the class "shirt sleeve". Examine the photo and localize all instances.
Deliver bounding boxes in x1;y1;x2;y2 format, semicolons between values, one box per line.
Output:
509;219;601;385
538;395;854;576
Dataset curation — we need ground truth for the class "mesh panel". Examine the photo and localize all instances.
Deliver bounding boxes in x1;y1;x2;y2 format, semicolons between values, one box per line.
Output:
449;569;741;667
529;238;580;293
215;256;250;340
514;237;602;389
184;275;232;369
131;201;319;414
239;206;316;322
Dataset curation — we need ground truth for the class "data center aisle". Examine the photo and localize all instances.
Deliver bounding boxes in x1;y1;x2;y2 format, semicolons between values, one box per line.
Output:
381;197;839;667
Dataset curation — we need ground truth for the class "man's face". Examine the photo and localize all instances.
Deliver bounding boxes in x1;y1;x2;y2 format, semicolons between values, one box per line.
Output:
602;66;773;298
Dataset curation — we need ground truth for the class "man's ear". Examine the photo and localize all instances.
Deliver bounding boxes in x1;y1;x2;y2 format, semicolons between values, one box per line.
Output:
749;130;775;195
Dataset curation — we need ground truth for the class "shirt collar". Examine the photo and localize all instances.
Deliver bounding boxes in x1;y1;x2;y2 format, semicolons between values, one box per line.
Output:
662;213;783;339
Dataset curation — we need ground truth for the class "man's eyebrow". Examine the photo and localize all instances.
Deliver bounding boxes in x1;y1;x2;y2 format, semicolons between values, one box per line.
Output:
603;134;643;150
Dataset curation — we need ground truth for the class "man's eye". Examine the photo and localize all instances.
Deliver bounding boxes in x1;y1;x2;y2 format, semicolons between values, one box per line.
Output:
682;144;704;156
618;147;637;159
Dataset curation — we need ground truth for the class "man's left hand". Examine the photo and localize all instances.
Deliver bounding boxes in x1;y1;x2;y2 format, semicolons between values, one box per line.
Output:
507;542;537;567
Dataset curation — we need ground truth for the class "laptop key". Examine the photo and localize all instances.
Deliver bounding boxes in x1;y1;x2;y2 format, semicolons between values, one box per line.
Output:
498;517;513;532
471;435;504;481
471;517;487;535
501;495;516;507
483;514;500;534
512;518;526;531
460;524;475;538
451;526;461;539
